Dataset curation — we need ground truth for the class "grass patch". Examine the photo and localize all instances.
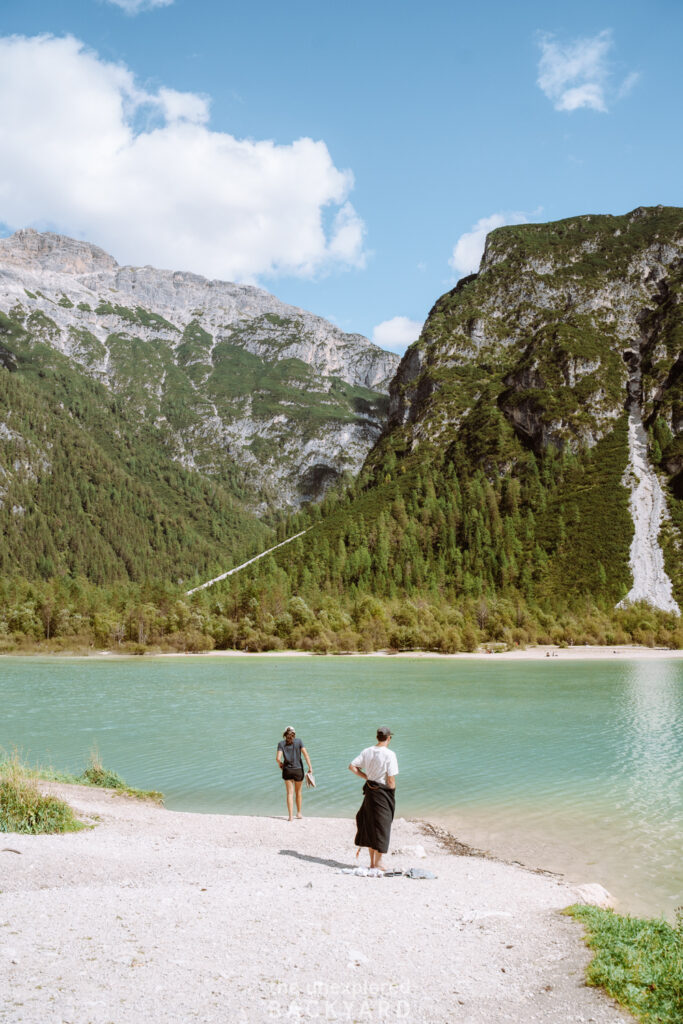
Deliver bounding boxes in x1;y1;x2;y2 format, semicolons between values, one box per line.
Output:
0;757;83;834
567;904;683;1024
78;748;163;803
0;749;163;806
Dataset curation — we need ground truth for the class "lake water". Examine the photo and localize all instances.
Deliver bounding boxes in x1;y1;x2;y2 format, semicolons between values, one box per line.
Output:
2;655;682;919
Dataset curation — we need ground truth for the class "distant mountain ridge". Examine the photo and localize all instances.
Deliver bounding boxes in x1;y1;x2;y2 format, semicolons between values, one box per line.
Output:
0;230;398;507
1;211;682;654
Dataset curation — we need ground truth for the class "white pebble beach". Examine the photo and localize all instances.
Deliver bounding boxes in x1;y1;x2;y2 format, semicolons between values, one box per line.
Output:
0;782;635;1024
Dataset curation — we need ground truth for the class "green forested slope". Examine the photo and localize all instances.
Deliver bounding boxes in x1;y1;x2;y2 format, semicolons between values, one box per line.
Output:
198;208;683;650
1;209;681;653
0;311;270;583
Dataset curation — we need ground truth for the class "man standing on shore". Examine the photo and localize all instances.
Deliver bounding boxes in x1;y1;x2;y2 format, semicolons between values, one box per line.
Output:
348;727;398;871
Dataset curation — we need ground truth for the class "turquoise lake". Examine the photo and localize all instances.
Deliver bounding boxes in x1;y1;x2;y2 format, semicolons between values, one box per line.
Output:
2;655;682;919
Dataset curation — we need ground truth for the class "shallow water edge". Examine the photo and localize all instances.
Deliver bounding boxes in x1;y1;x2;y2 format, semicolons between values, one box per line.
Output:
3;654;682;918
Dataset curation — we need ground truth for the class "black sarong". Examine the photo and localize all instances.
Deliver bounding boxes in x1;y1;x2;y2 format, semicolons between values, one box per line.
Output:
354;780;396;854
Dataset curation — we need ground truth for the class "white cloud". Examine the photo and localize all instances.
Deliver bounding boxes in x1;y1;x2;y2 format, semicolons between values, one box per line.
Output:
104;0;173;14
537;30;611;112
328;202;367;268
156;87;210;125
0;34;366;282
555;82;606;113
449;212;530;277
537;29;637;113
372;316;423;354
618;71;641;99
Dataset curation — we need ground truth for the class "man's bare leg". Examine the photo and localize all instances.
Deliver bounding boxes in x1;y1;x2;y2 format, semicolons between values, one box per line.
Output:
294;780;303;818
285;779;294;820
369;848;387;870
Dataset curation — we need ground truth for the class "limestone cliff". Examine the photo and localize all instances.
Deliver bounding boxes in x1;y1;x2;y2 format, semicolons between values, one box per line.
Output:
390;208;681;454
0;230;398;507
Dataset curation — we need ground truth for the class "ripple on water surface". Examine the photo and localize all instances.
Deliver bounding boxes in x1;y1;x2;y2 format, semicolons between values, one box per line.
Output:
1;655;682;917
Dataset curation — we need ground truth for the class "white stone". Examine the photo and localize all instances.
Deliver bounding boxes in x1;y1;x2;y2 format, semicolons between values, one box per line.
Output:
571;883;615;909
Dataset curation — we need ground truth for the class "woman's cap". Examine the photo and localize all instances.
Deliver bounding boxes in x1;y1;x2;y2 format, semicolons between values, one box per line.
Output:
377;726;392;740
284;726;296;735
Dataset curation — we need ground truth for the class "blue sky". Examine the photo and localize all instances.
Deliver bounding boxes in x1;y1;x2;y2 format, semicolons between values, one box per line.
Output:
1;0;681;351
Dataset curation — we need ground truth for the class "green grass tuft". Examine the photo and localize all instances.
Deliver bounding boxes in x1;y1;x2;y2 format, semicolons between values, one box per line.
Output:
79;747;163;802
0;757;83;834
80;762;127;790
568;904;683;1024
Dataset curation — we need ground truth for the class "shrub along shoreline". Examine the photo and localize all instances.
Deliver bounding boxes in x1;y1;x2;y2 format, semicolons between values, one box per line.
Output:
0;751;163;835
0;759;83;835
0;575;681;656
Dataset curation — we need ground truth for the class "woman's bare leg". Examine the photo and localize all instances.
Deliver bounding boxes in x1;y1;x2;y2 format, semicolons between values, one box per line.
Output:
294;780;303;818
285;779;294;820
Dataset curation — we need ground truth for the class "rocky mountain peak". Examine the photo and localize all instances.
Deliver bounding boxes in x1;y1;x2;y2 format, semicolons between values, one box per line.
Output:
0;230;399;508
392;205;683;448
0;228;119;275
0;229;397;390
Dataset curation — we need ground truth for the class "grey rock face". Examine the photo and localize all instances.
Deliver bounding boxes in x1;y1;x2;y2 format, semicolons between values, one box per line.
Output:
0;230;399;508
388;345;429;427
389;208;683;457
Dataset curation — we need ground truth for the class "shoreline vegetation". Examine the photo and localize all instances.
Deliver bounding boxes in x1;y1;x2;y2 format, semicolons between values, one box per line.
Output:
0;585;679;655
567;905;683;1024
1;770;680;1022
1;643;681;660
1;567;681;659
0;758;84;835
0;751;163;825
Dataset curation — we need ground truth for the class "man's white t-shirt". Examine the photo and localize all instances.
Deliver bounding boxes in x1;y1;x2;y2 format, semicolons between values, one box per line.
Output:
351;745;399;785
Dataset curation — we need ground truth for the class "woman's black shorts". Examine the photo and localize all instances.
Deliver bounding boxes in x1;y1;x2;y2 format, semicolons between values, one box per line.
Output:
282;766;304;782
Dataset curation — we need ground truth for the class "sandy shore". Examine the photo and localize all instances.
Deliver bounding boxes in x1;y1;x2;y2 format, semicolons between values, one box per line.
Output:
0;784;634;1024
190;644;682;661
3;643;681;660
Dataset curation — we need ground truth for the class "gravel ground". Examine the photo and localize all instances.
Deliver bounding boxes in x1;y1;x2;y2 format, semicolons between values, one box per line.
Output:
0;783;633;1024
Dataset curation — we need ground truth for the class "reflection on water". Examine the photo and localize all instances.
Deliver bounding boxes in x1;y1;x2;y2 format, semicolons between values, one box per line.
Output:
616;660;683;912
436;659;683;917
1;655;682;918
621;660;683;825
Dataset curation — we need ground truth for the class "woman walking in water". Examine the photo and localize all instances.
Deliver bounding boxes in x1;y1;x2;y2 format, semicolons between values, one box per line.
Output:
276;727;313;821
